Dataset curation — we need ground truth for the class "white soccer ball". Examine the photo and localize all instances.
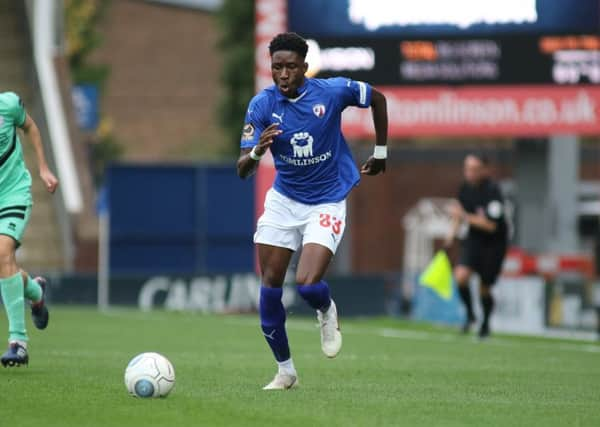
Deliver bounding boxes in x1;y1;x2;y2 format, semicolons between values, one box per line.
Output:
124;352;175;398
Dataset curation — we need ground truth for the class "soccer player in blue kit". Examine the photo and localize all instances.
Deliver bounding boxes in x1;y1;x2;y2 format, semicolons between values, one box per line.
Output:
237;33;388;390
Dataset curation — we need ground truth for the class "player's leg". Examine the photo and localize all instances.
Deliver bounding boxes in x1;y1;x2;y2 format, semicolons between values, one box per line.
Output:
296;243;342;357
21;270;49;330
455;264;475;333
478;284;494;339
257;243;297;389
0;205;44;366
297;200;346;358
455;240;477;333
296;243;333;311
0;234;29;367
254;189;305;389
258;243;293;364
477;244;507;339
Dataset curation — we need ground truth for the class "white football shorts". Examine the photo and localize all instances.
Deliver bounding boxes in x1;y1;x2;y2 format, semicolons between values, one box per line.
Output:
254;188;347;254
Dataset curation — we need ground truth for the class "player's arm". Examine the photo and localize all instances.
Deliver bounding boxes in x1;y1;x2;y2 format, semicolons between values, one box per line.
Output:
360;88;387;176
472;187;506;233
237;123;281;179
450;201;497;233
19;114;59;193
464;213;497;233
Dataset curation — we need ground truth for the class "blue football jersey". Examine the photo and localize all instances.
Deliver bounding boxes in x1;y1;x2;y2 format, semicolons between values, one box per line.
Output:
241;77;372;205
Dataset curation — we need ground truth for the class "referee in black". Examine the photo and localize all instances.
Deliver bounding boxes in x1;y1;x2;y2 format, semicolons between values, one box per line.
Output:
446;153;508;338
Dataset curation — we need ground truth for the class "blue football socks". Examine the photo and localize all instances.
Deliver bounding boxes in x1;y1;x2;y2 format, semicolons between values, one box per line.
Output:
259;286;291;363
297;280;332;312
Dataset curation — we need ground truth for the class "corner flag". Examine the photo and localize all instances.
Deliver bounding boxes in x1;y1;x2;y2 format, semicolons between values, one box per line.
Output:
419;250;453;301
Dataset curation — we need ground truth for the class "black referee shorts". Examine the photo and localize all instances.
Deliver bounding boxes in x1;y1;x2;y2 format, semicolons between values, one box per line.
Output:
458;239;507;286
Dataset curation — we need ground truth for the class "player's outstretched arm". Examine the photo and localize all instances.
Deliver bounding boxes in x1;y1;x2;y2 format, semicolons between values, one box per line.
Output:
20;114;59;194
237;123;281;179
360;88;388;176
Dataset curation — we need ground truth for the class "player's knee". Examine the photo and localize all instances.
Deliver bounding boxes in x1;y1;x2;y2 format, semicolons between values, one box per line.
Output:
295;271;322;285
261;268;287;287
454;267;470;287
0;245;14;263
0;247;16;273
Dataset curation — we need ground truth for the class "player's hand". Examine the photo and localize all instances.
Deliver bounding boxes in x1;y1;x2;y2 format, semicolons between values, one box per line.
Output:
360;156;386;175
447;200;464;219
254;123;282;156
40;167;59;193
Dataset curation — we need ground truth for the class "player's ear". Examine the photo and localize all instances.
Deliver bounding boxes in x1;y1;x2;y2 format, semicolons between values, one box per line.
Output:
303;62;309;74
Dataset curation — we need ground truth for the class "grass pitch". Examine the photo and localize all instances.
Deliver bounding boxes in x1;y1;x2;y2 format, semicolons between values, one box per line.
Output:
1;307;599;427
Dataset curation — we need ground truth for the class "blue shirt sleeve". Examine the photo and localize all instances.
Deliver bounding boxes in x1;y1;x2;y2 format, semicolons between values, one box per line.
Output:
240;93;269;149
328;77;372;110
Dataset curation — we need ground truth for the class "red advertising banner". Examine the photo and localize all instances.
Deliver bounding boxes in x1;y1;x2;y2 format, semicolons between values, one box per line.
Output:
343;85;600;137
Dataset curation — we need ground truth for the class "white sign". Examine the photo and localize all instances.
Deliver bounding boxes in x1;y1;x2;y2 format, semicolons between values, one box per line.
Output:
138;274;296;312
474;276;546;334
306;40;375;76
348;0;537;30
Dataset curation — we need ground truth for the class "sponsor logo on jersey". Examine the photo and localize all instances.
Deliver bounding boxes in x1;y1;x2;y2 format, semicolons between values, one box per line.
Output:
290;132;314;158
279;151;333;166
280;132;332;166
241;123;255;141
312;103;326;118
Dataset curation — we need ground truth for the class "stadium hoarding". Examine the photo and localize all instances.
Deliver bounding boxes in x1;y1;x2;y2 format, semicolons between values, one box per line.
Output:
342;85;600;137
283;0;600;137
306;35;600;86
289;0;600;38
46;273;389;316
413;276;547;334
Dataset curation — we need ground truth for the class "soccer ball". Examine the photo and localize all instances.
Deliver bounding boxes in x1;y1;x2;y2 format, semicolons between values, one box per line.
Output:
124;352;175;398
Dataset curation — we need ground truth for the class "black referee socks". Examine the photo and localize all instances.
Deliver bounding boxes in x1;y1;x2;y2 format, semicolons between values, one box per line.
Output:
458;286;475;321
481;294;494;325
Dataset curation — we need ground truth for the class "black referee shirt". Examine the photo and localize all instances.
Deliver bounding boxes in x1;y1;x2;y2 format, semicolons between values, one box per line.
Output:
458;178;508;244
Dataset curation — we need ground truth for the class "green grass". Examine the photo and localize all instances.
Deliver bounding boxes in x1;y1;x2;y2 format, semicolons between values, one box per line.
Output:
1;307;599;427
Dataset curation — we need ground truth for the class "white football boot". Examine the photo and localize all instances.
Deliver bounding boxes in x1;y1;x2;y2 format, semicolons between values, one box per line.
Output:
317;299;342;358
262;372;299;390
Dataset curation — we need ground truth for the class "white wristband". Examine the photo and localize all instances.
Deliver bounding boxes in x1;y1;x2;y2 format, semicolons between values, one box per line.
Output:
249;146;263;161
373;145;387;159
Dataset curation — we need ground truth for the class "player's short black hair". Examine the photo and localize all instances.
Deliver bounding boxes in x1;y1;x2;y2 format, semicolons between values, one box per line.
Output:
269;32;308;58
467;152;490;165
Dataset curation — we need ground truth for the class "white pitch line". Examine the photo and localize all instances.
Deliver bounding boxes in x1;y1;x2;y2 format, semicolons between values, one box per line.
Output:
225;318;600;354
378;328;600;354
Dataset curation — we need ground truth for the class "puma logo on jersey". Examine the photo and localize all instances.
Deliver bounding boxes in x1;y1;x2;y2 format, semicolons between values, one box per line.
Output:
271;112;284;123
